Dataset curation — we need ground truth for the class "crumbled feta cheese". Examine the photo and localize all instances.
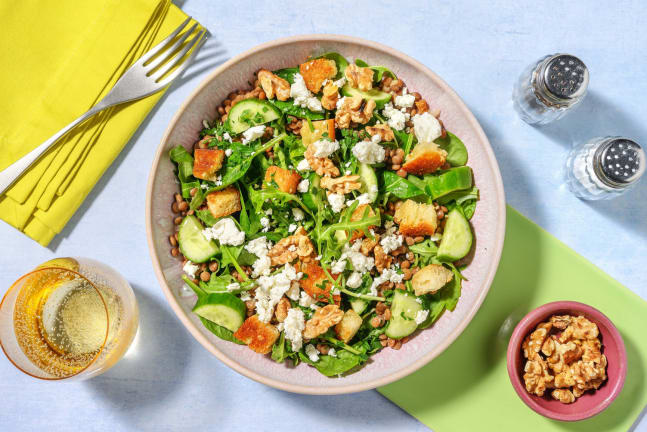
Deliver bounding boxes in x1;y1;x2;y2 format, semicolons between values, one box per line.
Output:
336;96;347;111
225;148;233;157
296;158;311;172
240;290;252;302
371;134;381;144
346;192;373;208
214;175;223;186
202;218;245;246
394;87;416;108
241;125;266;145
330;259;347;274
290;73;323;112
245;236;271;257
412;112;442;143
346;271;363;288
200;183;210;190
226;282;240;291
288;223;298;233
292;207;305;221
382;102;410;131
345;170;352;175
328;348;337;357
380;233;403;254
254;264;299;323
369;267;405;296
415;297;423;304
328;193;346;213
284;308;306;351
297;179;310;193
312;139;340;158
182;261;199;278
298;291;317;308
333;77;346;88
286;281;301;301
352;139;385;164
260;216;271;232
305;344;320;362
415;309;429;325
341;241;375;273
222;132;233;143
315;255;322;261
252;255;271;278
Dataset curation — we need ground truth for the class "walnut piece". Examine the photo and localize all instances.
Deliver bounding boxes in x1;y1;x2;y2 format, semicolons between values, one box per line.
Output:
274;297;290;323
552;389;576;404
320;175;362;194
335;96;376;129
305;143;340;177
360;234;379;256
268;227;315;266
344;64;374;91
321;82;340;110
414;99;429;113
373;245;392;273
365;123;395;142
523;358;554;397
303;304;344;339
257;69;290;101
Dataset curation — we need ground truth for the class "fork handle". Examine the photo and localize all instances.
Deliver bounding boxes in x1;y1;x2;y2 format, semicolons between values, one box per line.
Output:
0;102;108;196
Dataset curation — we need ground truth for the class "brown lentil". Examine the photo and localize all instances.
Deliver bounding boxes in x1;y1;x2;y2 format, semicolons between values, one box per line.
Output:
169;235;178;247
401;260;411;269
391;164;401;171
178;201;189;212
316;344;330;355
200;271;211;282
405;236;415;246
406;252;414;261
172;202;180;213
397;168;407;178
414;236;424;243
190;187;197;197
383;308;392;320
370;316;384;328
174;216;183;225
375;302;387;314
171;247;179;257
208;262;219;272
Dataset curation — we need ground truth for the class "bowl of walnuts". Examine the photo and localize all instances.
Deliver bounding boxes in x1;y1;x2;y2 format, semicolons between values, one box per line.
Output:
507;301;627;421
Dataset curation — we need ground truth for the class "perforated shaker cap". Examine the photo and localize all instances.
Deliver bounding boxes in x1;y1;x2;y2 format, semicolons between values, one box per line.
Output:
543;55;589;100
598;139;645;186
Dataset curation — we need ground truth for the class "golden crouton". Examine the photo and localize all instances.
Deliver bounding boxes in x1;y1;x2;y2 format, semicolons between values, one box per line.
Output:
393;199;437;236
402;142;447;175
257;69;290;101
263;166;301;194
334;309;363;343
206;186;241;219
365;123;395;142
299;58;337;93
193;148;225;181
349;204;376;240
411;264;454;296
300;119;336;147
344;64;374;91
296;261;340;304
233;315;279;354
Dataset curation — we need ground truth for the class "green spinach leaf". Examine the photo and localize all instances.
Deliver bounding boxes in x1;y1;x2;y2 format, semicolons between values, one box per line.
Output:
273;67;299;84
199;317;245;344
317;52;349;78
435;131;468;166
298;349;364;376
382;171;425;199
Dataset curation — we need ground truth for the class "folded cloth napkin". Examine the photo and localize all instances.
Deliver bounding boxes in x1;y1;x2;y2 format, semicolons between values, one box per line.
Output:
0;0;192;246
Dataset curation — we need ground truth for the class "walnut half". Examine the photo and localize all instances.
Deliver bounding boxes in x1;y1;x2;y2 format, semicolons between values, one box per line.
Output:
257;69;290;101
303;304;344;339
320;175;362;194
335;96;376;129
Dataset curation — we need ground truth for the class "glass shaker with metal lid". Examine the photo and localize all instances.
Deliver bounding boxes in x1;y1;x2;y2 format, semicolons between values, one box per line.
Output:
513;54;589;125
565;137;645;200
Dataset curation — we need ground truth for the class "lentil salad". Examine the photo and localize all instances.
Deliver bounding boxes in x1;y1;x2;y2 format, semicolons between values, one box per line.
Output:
168;52;479;376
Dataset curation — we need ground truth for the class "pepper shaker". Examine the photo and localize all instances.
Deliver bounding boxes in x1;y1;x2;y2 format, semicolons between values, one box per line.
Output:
513;54;589;125
565;137;645;200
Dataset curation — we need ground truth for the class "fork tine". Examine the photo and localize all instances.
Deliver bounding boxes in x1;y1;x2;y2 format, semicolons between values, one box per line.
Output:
152;30;207;82
145;22;199;71
156;32;207;86
137;16;192;64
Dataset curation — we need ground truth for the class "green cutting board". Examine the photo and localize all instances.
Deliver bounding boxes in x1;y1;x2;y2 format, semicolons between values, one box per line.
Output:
379;206;647;431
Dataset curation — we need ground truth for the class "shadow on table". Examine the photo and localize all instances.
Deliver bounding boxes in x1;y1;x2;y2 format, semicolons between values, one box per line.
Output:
86;285;191;412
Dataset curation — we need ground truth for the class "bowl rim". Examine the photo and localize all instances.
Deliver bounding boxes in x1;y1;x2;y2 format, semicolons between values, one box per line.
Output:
506;300;627;421
146;34;506;394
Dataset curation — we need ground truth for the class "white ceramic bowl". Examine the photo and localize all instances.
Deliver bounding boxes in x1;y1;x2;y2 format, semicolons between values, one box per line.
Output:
146;35;505;394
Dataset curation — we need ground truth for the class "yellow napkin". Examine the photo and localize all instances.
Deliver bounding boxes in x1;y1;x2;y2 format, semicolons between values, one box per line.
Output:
0;0;192;246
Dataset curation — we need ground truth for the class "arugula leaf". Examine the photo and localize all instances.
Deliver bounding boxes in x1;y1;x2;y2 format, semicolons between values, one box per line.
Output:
409;239;438;258
169;145;198;199
199;317;245;344
196;209;218;227
382;171;424;199
461;199;477;219
435;132;468;166
418;265;463;329
273;67;299;84
317;52;349;78
199;274;234;293
270;100;325;120
248;185;312;216
271;333;289;363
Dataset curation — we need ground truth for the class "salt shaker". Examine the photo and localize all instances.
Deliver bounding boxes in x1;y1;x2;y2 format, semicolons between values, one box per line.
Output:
565;137;645;200
513;54;589;125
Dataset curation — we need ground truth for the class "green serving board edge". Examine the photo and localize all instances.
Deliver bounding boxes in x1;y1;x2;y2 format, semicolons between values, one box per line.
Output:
378;206;647;432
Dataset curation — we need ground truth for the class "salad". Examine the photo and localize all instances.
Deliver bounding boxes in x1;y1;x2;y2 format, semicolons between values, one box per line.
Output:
168;52;478;377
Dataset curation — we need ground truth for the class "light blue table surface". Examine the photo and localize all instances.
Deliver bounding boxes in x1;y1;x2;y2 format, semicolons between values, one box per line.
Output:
1;1;646;431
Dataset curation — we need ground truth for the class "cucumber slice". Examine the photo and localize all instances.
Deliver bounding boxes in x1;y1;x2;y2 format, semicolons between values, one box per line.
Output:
424;166;473;199
350;298;368;315
437;209;473;261
358;163;378;202
385;290;423;339
193;293;246;332
341;84;391;108
178;215;219;263
226;98;281;134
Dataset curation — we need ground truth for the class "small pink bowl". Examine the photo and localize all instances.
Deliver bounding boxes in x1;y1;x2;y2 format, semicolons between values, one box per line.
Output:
507;301;627;421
